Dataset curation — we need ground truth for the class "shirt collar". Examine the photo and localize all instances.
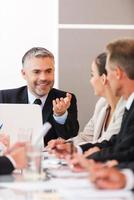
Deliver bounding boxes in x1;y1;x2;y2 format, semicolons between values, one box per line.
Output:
27;88;48;109
125;92;134;110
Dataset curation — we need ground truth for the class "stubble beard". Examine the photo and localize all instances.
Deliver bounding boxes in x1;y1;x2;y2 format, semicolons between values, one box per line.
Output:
34;81;54;97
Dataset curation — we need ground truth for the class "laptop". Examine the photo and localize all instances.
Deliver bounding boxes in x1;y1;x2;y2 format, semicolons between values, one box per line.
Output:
0;104;43;145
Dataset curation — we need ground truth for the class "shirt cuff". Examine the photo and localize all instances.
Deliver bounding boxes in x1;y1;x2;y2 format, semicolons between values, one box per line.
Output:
76;145;83;154
53;111;68;124
121;169;134;190
6;155;17;168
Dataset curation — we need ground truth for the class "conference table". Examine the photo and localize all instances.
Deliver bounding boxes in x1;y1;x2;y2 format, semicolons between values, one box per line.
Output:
0;153;133;200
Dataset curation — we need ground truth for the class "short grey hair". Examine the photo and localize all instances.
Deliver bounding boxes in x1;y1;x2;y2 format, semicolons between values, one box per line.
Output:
22;47;54;67
106;38;134;79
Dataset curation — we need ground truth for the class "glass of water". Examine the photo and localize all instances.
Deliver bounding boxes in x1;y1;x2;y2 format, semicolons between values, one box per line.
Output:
23;145;43;181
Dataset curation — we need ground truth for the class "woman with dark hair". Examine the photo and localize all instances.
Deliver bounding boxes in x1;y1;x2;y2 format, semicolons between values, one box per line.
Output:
73;53;126;144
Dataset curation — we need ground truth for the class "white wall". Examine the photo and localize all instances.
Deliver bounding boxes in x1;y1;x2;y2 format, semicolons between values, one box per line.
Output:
0;0;58;89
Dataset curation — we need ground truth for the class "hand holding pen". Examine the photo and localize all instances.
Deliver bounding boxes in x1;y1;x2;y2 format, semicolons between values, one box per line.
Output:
47;138;77;159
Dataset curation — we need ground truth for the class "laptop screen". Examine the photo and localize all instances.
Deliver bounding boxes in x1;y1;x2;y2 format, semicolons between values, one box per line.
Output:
0;104;42;145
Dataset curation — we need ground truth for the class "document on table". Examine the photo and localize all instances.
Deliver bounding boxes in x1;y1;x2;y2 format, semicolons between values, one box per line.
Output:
0;188;63;200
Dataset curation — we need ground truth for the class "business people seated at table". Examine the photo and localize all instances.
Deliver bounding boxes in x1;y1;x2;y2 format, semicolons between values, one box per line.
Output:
0;47;79;145
80;38;134;162
47;38;134;164
72;52;125;145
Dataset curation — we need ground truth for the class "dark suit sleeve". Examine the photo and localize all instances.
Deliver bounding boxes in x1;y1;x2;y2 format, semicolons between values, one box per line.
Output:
80;134;117;152
88;146;134;162
44;93;79;145
0;156;15;175
83;109;134;161
118;162;134;172
51;94;79;139
88;132;134;162
0;90;4;102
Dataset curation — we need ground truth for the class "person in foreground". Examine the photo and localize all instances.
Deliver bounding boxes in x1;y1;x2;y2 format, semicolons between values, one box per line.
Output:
91;164;134;190
47;139;134;190
67;154;134;190
0;47;79;145
0;142;27;175
47;38;134;164
72;52;125;145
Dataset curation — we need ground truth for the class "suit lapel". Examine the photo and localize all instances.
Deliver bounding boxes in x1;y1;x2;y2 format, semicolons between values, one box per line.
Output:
42;89;55;123
19;87;29;103
124;99;134;122
120;99;134;134
93;104;108;141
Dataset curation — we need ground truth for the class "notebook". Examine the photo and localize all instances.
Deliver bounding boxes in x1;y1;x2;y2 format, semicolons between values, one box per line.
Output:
0;104;43;145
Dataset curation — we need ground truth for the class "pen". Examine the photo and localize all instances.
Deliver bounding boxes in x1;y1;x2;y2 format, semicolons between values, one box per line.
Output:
64;140;74;157
0;123;3;130
49;139;74;155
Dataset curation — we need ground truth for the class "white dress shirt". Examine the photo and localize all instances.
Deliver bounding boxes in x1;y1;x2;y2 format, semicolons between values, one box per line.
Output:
122;169;134;190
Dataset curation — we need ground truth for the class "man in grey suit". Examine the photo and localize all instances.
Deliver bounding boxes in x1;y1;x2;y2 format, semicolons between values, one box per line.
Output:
0;47;79;145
